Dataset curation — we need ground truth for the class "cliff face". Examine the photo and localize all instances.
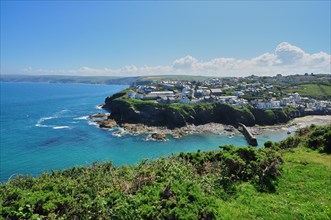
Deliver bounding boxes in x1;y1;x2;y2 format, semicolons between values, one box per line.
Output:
102;90;297;128
104;98;187;128
103;92;259;128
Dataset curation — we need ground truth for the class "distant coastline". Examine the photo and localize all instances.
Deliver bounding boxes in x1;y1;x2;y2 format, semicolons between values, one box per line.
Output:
0;74;214;85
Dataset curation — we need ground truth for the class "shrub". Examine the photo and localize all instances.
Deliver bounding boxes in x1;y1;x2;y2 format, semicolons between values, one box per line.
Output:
264;141;273;148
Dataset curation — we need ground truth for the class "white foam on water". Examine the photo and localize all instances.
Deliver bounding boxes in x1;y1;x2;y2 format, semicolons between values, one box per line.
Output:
112;131;125;137
52;126;71;130
73;116;89;120
35;116;57;127
35;123;49;128
88;121;99;127
36;109;71;128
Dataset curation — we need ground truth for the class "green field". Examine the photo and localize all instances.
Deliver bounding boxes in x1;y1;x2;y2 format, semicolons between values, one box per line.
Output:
284;83;331;100
217;148;331;219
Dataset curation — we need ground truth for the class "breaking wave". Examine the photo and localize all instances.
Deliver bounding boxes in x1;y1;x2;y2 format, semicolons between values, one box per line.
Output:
35;116;56;128
52;126;71;130
35;109;71;129
73;116;89;120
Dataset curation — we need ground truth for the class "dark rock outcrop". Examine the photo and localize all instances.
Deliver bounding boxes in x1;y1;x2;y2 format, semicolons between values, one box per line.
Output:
89;113;108;119
146;133;168;141
96;118;117;129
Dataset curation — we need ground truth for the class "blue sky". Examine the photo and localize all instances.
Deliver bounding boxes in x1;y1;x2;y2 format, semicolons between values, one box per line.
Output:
1;1;330;76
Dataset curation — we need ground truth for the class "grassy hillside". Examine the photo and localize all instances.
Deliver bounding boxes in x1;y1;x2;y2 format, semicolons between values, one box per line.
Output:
284;83;331;100
216;148;331;219
1;125;330;219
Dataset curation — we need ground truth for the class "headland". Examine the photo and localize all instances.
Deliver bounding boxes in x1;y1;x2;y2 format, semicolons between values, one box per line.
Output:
91;74;331;142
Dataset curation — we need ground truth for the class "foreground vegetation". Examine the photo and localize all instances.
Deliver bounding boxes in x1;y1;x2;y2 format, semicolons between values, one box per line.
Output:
0;125;330;219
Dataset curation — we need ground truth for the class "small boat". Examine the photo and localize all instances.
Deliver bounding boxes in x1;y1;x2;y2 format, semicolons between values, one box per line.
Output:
287;130;292;135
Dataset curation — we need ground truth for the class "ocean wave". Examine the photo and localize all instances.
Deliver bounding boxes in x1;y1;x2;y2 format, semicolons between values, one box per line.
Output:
88;121;99;127
36;109;71;128
95;105;103;110
60;109;70;113
35;123;50;128
73;116;89;120
52;126;71;130
35;116;57;127
112;131;125;137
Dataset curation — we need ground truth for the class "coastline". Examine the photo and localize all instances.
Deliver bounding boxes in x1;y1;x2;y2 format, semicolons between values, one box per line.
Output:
252;115;331;134
91;115;331;141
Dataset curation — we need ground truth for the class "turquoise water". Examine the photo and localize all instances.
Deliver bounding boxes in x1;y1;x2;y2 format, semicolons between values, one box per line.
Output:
0;82;288;182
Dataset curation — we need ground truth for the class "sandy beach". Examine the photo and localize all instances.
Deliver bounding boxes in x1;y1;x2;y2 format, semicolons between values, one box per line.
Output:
252;115;331;134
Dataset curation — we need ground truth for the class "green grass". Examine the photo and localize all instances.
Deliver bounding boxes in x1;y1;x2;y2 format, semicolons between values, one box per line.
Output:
217;148;331;219
284;83;331;100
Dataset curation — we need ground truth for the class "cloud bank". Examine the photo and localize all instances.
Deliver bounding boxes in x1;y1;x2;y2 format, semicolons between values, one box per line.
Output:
23;42;330;77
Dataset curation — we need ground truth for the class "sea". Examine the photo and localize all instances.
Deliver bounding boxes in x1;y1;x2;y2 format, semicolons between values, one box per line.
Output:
0;82;288;182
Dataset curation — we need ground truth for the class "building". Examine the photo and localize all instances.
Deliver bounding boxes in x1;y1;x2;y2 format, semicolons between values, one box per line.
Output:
127;91;136;98
142;93;158;100
232;91;245;96
210;88;223;96
180;97;190;104
150;91;174;96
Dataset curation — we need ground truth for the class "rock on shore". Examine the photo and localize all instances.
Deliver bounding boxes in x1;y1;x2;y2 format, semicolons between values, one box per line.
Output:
92;114;331;142
88;113;109;119
146;133;168;141
96;118;117;129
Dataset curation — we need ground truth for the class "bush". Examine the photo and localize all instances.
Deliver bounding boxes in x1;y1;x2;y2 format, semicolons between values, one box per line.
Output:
264;141;273;148
305;125;331;153
278;124;330;154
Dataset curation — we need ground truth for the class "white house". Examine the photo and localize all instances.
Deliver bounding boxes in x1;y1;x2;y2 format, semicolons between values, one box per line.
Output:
271;100;281;108
280;98;291;106
135;93;144;99
232;91;245;96
142;93;158;100
257;101;273;109
182;87;191;95
228;98;237;105
161;84;174;90
150;91;174;96
128;91;136;98
292;92;301;102
210;88;222;96
180;97;190;104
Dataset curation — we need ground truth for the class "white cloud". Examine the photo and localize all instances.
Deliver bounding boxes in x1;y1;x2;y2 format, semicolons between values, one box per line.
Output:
173;55;198;69
275;42;305;64
21;42;330;77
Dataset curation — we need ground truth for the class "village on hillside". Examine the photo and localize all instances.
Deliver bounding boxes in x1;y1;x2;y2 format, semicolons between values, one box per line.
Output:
126;74;331;114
